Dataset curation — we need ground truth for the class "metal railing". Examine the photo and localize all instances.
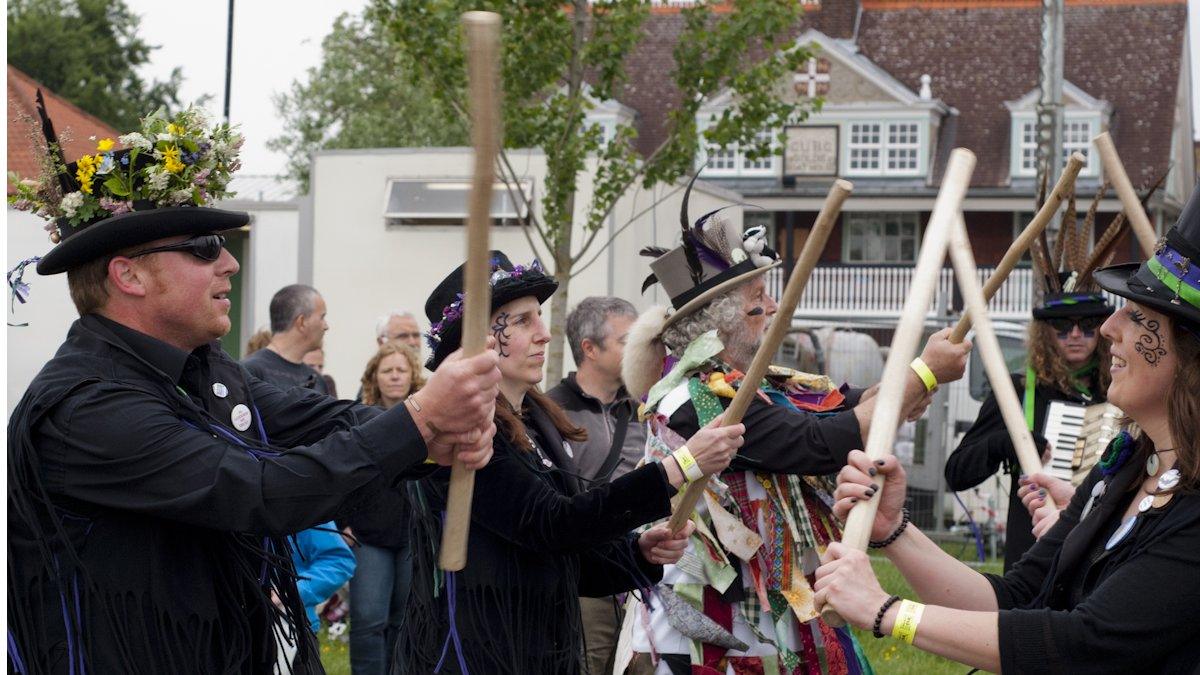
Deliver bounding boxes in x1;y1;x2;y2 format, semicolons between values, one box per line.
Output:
768;264;1122;321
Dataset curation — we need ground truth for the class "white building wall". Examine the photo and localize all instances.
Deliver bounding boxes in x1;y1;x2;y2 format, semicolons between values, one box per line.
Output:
309;147;741;388
242;206;302;334
6;210;77;413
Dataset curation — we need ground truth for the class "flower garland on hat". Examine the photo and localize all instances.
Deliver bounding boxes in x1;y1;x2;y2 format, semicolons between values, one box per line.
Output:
9;105;243;242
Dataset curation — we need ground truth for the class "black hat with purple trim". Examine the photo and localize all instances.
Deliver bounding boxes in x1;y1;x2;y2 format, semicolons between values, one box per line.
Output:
423;250;558;371
1095;184;1200;331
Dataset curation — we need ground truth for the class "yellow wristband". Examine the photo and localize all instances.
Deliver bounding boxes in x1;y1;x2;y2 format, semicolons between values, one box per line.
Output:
672;445;704;482
891;599;925;645
909;357;937;393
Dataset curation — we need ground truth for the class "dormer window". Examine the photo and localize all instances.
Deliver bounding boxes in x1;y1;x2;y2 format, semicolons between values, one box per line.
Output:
1006;82;1110;179
846;121;922;176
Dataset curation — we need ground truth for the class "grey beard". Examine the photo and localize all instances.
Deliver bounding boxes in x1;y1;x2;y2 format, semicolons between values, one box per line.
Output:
723;331;761;371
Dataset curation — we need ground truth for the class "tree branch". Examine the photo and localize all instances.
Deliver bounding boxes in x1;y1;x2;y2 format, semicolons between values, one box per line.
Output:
569;179;688;280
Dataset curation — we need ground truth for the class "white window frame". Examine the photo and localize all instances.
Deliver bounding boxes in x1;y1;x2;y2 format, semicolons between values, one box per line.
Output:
1009;113;1101;178
696;120;778;178
841;212;922;263
841;119;924;177
382;178;532;227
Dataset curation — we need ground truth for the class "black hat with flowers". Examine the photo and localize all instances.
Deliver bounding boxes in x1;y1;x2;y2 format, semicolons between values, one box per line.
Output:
9;91;248;277
1095;184;1200;331
423;251;558;371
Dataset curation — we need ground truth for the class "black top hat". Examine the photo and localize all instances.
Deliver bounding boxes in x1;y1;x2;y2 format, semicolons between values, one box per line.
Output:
639;173;780;328
1095;184;1200;331
1032;272;1114;320
10;90;248;276
423;251;558;371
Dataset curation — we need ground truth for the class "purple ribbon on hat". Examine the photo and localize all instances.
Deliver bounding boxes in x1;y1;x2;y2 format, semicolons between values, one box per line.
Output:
7;256;42;317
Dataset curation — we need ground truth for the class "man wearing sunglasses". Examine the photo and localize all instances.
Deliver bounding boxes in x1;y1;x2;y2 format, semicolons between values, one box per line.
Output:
10;203;501;673
946;279;1114;570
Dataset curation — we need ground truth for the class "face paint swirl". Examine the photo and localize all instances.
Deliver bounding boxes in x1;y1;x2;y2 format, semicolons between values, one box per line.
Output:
1128;309;1167;367
491;312;512;358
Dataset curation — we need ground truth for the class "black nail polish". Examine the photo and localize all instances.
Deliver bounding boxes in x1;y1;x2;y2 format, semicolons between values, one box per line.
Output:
866;488;877;497
850;497;858;503
868;467;878;477
875;459;886;466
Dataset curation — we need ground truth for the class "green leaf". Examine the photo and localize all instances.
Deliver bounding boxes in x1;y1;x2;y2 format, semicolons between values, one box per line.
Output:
104;175;131;197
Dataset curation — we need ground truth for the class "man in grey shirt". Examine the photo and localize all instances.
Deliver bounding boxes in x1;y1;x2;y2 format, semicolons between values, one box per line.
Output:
546;296;648;675
242;284;331;394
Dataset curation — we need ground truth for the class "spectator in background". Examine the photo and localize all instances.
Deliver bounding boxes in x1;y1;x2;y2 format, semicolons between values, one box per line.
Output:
245;327;271;355
278;522;356;671
546;296;647;675
343;342;426;675
376;311;423;352
242;284;330;394
303;348;338;398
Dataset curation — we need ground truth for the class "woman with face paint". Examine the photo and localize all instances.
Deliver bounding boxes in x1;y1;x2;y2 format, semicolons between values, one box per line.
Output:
395;252;746;674
946;270;1113;570
812;189;1200;673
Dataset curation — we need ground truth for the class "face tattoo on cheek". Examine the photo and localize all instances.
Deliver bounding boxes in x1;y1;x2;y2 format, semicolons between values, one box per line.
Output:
491;312;512;358
1128;309;1167;366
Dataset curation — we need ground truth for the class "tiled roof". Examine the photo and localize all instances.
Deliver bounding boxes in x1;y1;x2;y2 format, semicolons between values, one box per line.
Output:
7;65;120;193
618;0;1187;189
225;174;300;203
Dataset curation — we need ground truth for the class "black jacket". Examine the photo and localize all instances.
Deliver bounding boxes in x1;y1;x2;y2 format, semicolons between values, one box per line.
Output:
988;450;1200;674
546;373;647;482
8;315;430;674
945;372;1101;570
396;397;675;674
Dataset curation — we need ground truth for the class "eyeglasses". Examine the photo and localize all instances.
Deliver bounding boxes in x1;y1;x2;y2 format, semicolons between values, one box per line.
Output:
384;332;422;343
129;234;226;262
1044;316;1105;337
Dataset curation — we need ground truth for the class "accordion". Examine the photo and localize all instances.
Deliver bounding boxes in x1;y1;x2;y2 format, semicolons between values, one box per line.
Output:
1042;400;1123;485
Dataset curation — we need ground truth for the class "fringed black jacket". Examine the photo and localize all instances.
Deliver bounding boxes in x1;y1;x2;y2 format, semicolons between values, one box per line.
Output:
397;397;675;674
8;314;431;674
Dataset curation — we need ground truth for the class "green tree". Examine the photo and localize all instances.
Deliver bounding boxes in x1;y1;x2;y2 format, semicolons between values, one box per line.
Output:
7;0;185;130
269;11;468;190
380;0;819;381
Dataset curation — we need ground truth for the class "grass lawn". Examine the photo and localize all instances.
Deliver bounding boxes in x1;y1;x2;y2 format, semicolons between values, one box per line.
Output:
319;548;1001;674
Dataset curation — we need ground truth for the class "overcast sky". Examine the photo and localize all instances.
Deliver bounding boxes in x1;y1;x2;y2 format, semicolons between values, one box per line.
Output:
128;0;1200;178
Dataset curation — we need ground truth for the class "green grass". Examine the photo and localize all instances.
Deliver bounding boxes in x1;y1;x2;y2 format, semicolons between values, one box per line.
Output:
318;549;1003;674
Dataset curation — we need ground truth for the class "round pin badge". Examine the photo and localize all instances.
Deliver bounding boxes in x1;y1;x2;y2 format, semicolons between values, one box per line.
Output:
231;403;252;432
1158;468;1181;491
212;382;229;398
542;458;553;468
1146;453;1160;476
1137;494;1155;513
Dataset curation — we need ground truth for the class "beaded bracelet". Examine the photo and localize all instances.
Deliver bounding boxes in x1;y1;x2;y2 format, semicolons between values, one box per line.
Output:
872;594;902;638
868;507;911;549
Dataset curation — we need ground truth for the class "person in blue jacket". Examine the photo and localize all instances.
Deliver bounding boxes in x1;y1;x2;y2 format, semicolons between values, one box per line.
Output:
278;522;357;670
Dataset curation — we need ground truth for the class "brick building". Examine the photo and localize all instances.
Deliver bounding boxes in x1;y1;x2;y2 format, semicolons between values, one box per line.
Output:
619;0;1194;322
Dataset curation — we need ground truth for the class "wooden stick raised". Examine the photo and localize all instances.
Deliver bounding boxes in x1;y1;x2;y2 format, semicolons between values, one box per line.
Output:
665;179;854;534
948;152;1086;343
1093;132;1157;257
820;149;975;627
440;10;502;572
949;214;1054;507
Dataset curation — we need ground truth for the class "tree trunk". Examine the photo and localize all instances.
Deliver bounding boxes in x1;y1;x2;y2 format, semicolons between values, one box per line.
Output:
545;212;574;385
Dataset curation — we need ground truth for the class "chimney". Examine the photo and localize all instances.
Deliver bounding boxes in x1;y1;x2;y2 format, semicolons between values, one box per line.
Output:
919;74;933;100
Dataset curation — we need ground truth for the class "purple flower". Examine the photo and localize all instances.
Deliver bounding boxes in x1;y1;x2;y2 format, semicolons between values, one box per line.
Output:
98;197;133;216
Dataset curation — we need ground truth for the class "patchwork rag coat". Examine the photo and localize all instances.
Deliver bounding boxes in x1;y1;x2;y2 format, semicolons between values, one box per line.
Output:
627;332;874;675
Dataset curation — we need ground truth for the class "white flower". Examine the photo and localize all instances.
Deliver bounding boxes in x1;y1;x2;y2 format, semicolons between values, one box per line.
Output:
156;132;175;143
61;191;85;218
146;166;170;191
170;188;194;205
118;132;152;150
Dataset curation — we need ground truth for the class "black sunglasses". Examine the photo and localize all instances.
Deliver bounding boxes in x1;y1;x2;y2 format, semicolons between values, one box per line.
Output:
1044;315;1105;336
128;234;226;262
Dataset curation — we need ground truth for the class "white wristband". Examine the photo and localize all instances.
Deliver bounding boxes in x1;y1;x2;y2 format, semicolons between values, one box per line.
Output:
673;445;705;482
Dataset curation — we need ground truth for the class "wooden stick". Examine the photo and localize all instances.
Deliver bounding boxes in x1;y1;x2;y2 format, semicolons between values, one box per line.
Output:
665;179;854;534
949;152;1086;343
949;214;1054;505
820;149;975;627
440;10;502;572
1093;132;1157;257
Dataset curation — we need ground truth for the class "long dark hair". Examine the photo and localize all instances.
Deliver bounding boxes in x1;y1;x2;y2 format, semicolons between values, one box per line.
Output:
495;389;585;452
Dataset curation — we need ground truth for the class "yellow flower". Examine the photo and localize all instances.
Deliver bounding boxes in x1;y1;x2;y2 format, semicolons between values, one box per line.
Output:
167;123;185;137
96;138;114;152
162;145;185;174
75;154;98;193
